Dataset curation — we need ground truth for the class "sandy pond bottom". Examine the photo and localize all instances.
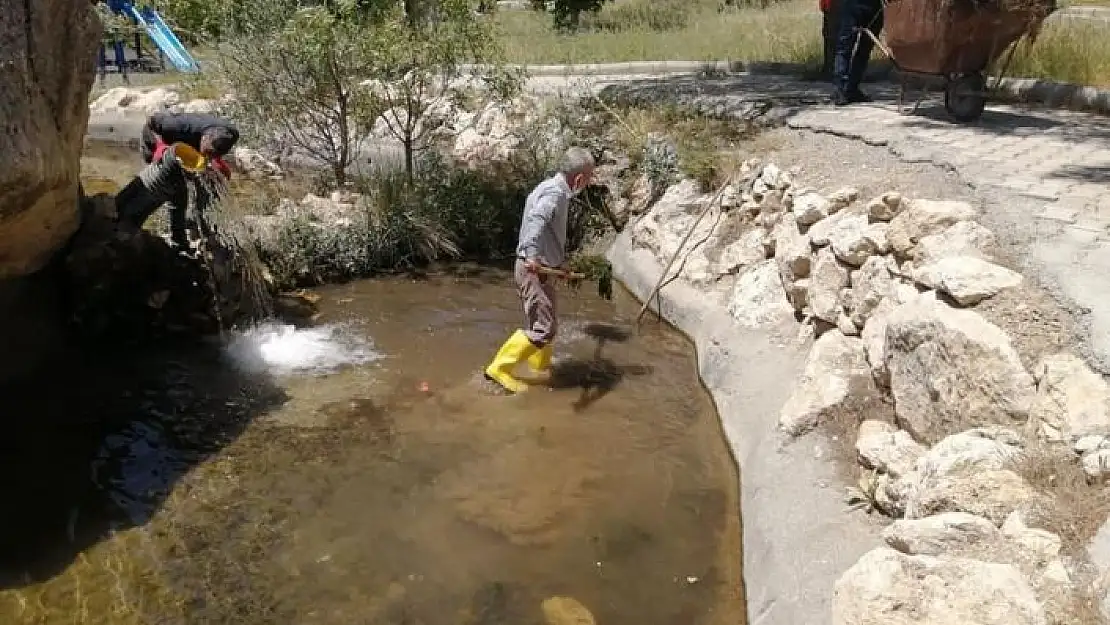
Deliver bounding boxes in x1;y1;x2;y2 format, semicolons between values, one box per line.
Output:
0;268;743;625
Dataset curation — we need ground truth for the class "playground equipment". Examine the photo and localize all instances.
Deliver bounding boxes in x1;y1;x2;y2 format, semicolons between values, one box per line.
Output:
102;0;200;74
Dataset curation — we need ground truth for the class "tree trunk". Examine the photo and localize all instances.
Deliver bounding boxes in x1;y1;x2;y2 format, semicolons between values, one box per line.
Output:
403;137;414;185
404;0;420;27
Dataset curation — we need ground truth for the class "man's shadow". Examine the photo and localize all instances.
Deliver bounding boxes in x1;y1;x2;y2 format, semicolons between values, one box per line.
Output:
547;323;653;412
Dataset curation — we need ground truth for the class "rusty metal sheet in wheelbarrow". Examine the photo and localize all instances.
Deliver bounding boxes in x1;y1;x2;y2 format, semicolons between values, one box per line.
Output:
883;0;1053;76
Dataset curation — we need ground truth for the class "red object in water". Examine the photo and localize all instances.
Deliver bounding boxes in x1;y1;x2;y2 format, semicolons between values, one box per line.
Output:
419;382;430;393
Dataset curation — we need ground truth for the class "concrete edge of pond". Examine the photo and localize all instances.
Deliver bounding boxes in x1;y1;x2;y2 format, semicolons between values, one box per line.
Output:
606;228;881;625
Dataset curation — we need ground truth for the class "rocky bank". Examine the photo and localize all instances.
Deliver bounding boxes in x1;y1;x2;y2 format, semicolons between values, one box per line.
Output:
1;0;100;379
608;161;1110;624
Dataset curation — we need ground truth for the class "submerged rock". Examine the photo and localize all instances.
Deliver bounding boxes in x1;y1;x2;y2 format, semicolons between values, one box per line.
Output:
541;596;596;625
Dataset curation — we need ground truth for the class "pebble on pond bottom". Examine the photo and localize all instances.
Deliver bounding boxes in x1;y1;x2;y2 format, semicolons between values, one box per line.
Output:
541;596;596;625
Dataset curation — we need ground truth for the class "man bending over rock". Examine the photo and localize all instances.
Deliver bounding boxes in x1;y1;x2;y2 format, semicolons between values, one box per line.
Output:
115;143;223;251
484;147;596;394
140;111;240;179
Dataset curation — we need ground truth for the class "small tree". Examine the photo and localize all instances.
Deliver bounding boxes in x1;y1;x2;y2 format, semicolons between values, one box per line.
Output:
367;0;521;182
530;0;611;31
215;7;383;184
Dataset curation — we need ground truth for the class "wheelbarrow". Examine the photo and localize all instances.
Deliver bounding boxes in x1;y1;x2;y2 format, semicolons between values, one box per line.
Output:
860;0;1056;122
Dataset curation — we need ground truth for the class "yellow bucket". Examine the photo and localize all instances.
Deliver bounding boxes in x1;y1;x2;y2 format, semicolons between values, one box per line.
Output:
173;142;207;172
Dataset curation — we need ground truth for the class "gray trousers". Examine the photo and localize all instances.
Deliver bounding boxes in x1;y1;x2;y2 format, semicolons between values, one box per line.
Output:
116;147;214;247
515;259;558;347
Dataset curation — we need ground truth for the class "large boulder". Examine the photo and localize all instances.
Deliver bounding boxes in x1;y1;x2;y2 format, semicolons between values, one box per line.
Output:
1;1;100;279
833;548;1047;625
778;330;880;436
855;420;926;479
883;512;1001;556
915;221;997;263
884;292;1036;444
827;214;886;267
1029;353;1110;442
887;199;978;257
912;256;1022;306
725;260;794;330
887;427;1039;524
810;248;850;323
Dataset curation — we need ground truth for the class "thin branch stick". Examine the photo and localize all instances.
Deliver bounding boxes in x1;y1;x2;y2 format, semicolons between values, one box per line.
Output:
634;169;740;327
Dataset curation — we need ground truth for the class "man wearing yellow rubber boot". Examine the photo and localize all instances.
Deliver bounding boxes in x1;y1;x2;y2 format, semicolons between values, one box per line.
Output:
484;147;596;393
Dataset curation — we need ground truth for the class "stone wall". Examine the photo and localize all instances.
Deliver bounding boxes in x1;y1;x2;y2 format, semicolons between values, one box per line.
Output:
607;162;1110;624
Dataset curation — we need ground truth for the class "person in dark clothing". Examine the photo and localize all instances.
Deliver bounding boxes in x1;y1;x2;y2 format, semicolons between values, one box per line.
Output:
832;0;883;105
140;112;239;178
820;0;841;81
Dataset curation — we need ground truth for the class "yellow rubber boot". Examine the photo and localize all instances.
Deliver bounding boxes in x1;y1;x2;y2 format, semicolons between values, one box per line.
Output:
528;343;553;373
520;343;554;384
484;330;540;393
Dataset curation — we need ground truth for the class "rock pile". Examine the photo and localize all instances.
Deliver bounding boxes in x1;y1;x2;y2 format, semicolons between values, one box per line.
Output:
64;194;272;341
626;161;1110;624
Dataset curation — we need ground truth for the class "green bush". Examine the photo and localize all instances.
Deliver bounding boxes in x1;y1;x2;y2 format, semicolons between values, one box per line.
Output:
531;0;612;31
256;151;614;289
259;155;534;288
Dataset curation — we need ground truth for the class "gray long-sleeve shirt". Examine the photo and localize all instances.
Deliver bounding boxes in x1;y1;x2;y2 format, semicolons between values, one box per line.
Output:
516;174;573;267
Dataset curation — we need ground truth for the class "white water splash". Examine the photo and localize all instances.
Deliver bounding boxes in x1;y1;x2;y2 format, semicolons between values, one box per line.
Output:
224;321;383;376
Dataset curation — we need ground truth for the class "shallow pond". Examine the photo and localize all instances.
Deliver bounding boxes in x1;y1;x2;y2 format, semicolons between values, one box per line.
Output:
0;256;744;623
0;141;743;623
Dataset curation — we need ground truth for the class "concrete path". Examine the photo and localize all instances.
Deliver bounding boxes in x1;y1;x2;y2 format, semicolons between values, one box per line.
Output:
582;72;1110;371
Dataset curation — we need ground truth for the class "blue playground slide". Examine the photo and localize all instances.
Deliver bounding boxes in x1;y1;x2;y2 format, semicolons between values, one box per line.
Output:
108;0;200;73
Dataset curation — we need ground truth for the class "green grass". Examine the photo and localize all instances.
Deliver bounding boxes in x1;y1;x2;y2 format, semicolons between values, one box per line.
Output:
1007;20;1110;86
492;0;1110;87
494;0;823;65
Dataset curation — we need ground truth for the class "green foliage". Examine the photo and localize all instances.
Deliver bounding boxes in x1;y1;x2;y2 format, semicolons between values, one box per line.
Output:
259;155;547;289
530;0;612;31
567;254;613;300
215;0;516;185
214;7;385;184
366;0;516;180
152;0;227;42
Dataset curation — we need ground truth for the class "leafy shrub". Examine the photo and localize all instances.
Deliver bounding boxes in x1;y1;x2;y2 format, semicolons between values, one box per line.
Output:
530;0;611;31
257;149;614;290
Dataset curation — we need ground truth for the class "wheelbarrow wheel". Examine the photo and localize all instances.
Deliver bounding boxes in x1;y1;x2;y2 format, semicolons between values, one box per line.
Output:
944;73;987;123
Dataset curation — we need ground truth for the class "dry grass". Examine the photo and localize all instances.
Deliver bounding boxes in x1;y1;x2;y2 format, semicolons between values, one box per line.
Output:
493;0;1110;86
1016;441;1110;554
599;103;760;190
494;0;823;65
1007;20;1110;87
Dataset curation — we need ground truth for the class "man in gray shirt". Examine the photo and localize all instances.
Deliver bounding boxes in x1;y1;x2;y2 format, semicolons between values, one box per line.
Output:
484;147;596;393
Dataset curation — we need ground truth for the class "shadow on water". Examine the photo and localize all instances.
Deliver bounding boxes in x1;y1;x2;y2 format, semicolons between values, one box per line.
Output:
0;341;288;590
550;322;653;412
